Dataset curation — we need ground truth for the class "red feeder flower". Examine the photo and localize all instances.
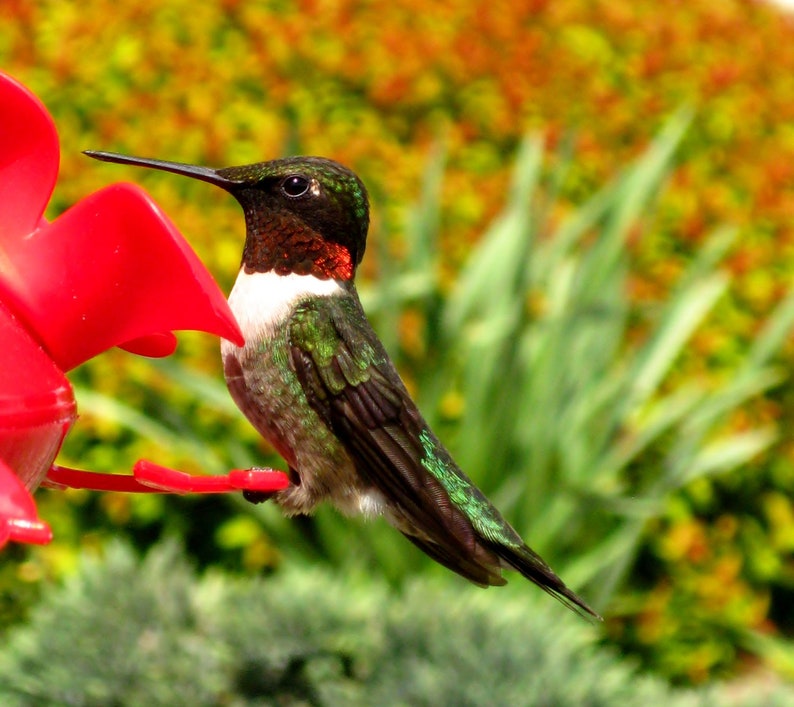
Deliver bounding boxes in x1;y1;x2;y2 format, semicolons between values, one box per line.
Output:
0;71;288;548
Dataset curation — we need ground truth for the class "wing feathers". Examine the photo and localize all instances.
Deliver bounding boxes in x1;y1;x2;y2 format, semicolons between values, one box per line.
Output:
288;294;598;618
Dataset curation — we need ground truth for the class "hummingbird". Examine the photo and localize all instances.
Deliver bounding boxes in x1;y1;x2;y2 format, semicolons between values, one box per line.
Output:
86;149;599;619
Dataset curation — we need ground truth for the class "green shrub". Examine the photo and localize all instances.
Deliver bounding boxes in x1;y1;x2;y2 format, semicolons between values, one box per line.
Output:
4;541;792;706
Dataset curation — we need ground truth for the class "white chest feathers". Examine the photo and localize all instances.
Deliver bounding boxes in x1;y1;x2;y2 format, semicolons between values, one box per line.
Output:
221;270;344;354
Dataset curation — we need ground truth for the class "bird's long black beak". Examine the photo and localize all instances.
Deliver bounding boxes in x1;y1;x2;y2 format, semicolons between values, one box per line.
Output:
84;150;241;190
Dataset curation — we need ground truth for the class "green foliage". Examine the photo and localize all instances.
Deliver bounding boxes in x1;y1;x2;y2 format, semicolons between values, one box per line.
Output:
0;544;224;706
3;0;794;687
3;540;792;707
23;115;791;684
365;116;794;680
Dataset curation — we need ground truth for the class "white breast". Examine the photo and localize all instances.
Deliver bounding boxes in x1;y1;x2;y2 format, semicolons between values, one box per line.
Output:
221;270;344;353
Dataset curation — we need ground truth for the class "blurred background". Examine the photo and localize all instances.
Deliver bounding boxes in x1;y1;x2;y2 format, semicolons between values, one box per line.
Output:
3;0;794;702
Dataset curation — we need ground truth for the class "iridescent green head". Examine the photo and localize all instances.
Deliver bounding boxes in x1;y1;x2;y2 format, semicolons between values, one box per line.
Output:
85;151;370;281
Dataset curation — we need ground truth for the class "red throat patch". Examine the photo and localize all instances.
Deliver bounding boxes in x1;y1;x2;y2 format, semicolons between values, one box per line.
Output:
311;240;354;280
242;211;355;281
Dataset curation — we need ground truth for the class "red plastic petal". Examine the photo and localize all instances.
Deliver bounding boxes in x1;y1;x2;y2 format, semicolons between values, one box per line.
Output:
0;182;243;371
0;72;59;242
0;458;53;548
118;332;179;358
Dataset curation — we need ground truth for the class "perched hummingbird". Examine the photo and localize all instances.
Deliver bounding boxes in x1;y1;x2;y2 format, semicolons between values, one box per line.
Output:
86;149;598;619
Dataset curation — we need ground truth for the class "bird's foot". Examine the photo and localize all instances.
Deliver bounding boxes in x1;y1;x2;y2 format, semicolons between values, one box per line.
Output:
242;466;291;504
242;489;274;504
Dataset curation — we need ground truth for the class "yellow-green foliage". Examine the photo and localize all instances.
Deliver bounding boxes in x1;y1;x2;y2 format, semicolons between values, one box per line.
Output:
4;0;794;686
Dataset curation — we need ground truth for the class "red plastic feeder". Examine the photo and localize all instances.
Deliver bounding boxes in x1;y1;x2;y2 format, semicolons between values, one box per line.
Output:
0;71;288;548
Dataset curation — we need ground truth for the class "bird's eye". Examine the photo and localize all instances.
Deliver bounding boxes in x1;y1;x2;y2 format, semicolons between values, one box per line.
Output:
281;175;311;198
